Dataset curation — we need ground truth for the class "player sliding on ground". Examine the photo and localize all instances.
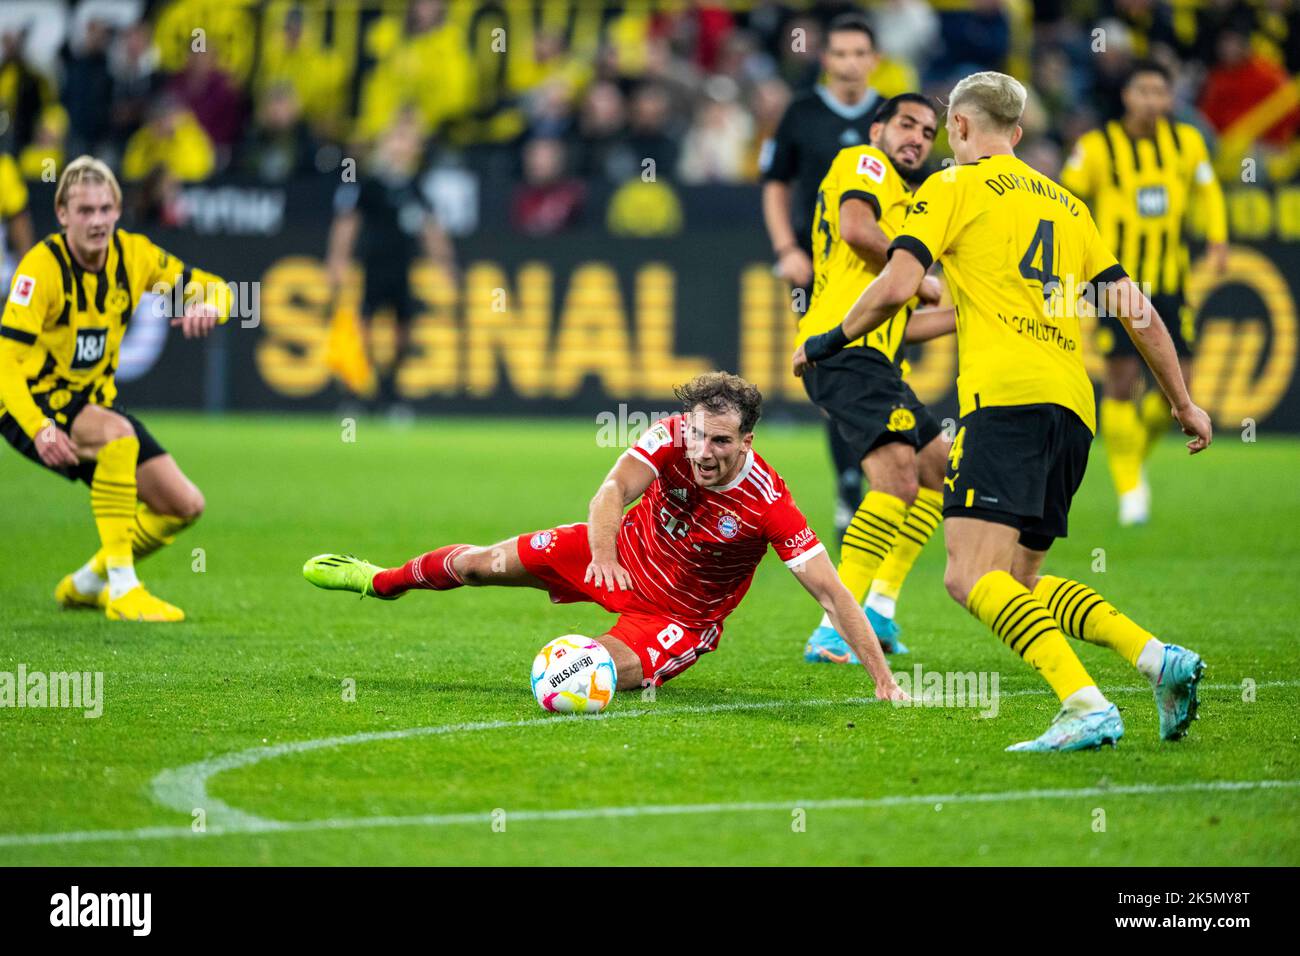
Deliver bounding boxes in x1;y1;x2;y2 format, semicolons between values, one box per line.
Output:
794;72;1212;752
797;92;954;664
0;157;229;621
304;372;906;699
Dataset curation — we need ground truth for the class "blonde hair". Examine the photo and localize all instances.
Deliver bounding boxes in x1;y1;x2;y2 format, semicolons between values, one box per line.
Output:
54;155;123;210
948;72;1027;134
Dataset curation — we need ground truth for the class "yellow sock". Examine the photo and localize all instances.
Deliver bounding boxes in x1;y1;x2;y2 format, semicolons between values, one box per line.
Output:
130;503;192;560
870;486;943;602
1100;397;1144;496
1034;575;1154;668
838;490;907;603
90;503;194;574
967;570;1095;703
90;436;140;571
1138;389;1170;460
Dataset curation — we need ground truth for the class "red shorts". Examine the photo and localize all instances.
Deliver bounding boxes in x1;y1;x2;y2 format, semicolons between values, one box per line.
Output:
516;524;722;685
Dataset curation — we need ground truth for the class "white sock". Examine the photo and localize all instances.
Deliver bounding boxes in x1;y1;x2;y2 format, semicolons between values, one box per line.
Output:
107;564;140;600
818;612;833;630
864;591;896;618
1062;685;1109;715
1136;638;1167;683
72;560;106;595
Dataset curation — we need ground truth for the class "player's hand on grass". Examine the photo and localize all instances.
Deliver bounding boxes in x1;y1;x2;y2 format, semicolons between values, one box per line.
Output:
172;302;220;339
584;557;634;591
791;343;810;378
35;420;79;468
1173;401;1213;454
878;680;910;704
776;247;813;287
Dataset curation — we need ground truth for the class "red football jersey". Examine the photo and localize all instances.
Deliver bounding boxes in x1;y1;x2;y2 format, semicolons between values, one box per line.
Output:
618;414;824;628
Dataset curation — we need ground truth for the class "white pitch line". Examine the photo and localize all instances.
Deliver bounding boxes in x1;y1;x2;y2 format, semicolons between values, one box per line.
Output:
1;779;1296;848
149;679;1298;827
0;679;1295;850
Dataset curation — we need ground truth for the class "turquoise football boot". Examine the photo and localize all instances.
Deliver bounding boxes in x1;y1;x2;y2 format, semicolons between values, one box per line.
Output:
1006;703;1124;752
1153;644;1205;741
803;625;861;665
865;606;909;654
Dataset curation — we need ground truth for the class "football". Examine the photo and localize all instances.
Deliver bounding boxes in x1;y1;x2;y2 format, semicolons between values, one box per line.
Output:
530;636;617;713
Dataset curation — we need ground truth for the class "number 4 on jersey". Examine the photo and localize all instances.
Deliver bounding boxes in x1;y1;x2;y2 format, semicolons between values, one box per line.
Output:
1019;219;1061;299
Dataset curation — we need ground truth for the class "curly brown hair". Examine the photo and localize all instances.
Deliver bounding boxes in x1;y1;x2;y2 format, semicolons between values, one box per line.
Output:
673;371;763;435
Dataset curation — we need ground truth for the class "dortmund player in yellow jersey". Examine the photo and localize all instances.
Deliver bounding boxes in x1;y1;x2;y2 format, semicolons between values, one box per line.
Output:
0;157;231;622
795;73;1214;752
1061;61;1227;526
797;93;953;666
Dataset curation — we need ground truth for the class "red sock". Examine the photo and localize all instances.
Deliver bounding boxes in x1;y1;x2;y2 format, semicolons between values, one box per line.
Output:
372;545;470;597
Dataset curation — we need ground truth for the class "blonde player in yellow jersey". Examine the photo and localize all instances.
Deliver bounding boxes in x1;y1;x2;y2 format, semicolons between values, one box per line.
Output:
797;93;954;666
0;157;231;622
1062;60;1228;526
795;73;1214;752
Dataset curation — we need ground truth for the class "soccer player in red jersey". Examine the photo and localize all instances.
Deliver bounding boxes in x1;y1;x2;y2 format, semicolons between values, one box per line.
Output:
304;372;905;698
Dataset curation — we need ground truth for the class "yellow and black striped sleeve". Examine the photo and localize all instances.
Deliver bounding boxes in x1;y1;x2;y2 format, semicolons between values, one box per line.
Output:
0;246;63;437
124;231;233;322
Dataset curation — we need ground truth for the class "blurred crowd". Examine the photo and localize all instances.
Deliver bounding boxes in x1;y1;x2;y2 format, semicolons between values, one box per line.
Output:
0;0;1296;234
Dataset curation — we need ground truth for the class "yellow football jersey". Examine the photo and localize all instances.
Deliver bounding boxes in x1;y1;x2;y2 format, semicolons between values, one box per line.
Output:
0;230;229;437
1061;119;1226;295
891;154;1123;434
800;144;915;363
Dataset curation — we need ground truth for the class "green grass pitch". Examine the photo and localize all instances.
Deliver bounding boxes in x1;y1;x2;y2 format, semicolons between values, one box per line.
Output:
0;412;1296;866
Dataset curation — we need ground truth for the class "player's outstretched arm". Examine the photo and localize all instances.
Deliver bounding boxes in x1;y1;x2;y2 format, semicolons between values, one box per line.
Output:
584;454;655;591
793;249;926;376
903;306;956;344
137;235;233;340
793;551;907;701
1108;277;1213;454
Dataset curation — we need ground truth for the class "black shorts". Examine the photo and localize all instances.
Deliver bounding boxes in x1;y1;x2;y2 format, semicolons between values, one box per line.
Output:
361;261;418;324
802;346;943;462
0;390;167;485
1096;292;1193;358
942;403;1092;550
